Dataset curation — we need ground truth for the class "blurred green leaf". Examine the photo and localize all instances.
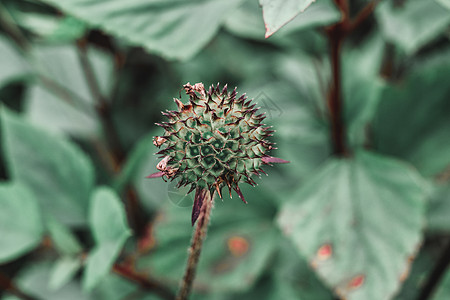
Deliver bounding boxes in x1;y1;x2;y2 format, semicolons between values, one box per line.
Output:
25;44;112;138
133;132;176;211
226;0;339;40
25;84;100;138
376;0;450;54
46;17;86;43
139;184;281;292
259;0;316;37
7;261;91;300
92;273;161;300
229;275;302;299
114;132;156;193
32;44;110;102
427;184;450;233
46;216;82;256
372;54;450;177
436;0;450;10
38;0;245;61
432;268;450;300
278;151;427;300
343;34;385;147
273;239;334;300
10;7;86;43
268;56;331;182
393;242;437;300
83;187;131;291
49;256;82;291
0;182;44;263
1;108;94;225
0;35;29;88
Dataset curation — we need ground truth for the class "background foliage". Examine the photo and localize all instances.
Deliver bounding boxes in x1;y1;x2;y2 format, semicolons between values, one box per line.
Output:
0;0;450;299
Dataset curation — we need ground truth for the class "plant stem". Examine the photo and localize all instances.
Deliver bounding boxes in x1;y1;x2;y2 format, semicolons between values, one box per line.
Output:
347;0;380;31
326;0;349;156
112;264;175;300
0;4;29;50
327;28;346;155
76;40;148;237
176;189;214;300
0;271;40;300
417;237;450;300
76;40;125;167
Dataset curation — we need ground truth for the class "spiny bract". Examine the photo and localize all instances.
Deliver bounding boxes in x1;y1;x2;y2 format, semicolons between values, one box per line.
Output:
149;82;287;210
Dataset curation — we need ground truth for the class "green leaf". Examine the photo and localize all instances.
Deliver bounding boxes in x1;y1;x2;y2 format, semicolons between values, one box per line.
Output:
138;184;281;292
38;0;244;61
436;0;450;10
0;182;44;263
46;216;82;256
372;54;450;177
259;0;318;37
133;133;177;211
278;151;427;300
25;44;112;138
225;0;339;40
114;132;156;193
83;187;131;291
46;17;87;43
228;275;302;300
11;8;86;43
25;84;100;138
0;35;29;88
393;243;437;300
1;107;94;225
427;184;450;233
49;256;82;291
8;261;90;300
273;239;334;299
432;269;450;300
269;58;331;182
343;34;385;147
376;0;450;54
92;273;151;300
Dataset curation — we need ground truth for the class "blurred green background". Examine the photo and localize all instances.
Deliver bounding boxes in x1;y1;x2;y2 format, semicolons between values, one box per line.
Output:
1;0;450;299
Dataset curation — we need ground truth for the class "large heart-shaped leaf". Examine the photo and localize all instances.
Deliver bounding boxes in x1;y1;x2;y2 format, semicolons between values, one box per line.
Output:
226;0;339;40
38;0;244;61
278;151;427;300
259;0;317;37
0;183;44;263
1;108;94;225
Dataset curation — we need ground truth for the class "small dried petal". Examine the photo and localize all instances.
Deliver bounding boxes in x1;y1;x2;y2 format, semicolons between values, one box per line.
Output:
146;171;164;178
153;136;167;147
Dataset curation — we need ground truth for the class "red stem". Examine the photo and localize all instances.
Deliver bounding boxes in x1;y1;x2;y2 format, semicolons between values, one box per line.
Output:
325;0;380;155
327;27;346;155
113;264;175;300
326;0;349;155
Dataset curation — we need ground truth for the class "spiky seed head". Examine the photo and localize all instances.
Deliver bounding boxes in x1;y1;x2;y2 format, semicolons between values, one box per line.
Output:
150;82;287;207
